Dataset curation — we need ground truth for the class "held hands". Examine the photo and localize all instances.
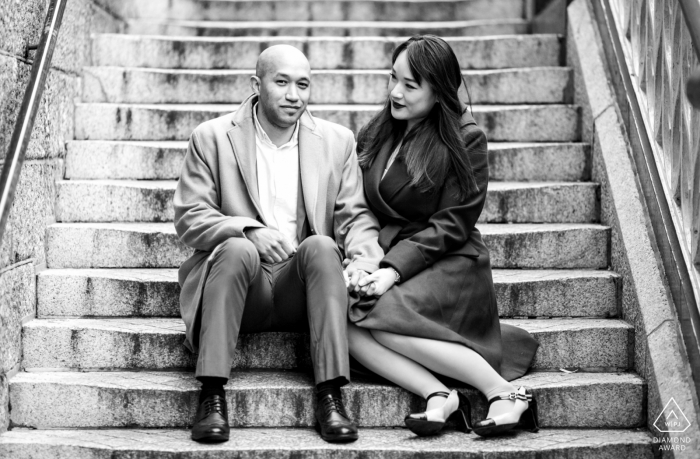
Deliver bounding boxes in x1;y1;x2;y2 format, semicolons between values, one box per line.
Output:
343;267;369;294
356;268;397;297
244;227;296;263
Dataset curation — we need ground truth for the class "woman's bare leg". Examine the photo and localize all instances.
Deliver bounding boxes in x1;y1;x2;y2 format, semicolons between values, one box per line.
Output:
370;330;517;418
348;323;450;412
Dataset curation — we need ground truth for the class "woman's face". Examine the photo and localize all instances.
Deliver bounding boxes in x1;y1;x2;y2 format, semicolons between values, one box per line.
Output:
388;50;437;128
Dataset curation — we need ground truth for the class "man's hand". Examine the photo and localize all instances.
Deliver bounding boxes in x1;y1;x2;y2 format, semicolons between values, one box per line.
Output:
343;267;369;294
357;268;397;297
244;227;296;263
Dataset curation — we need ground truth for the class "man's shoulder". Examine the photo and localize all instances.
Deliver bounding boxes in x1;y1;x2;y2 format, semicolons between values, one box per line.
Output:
308;114;355;143
191;112;238;140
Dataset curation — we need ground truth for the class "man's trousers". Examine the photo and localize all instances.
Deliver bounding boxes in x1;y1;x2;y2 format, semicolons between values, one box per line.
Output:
195;234;350;385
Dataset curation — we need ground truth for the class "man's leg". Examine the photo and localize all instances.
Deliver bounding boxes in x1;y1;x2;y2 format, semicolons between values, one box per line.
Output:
271;235;357;442
193;237;272;443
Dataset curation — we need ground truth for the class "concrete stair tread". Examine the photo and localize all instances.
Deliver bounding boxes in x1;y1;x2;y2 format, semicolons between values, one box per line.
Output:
8;370;645;429
0;428;654;458
37;267;619;318
126;18;528;37
23;316;633;333
92;34;564;70
82;66;572;105
84;66;569;75
114;0;526;22
45;222;610;269
56;179;595;188
21;317;633;372
55;179;598;223
127;18;528;28
11;368;643;391
75;103;580;142
64;140;591;182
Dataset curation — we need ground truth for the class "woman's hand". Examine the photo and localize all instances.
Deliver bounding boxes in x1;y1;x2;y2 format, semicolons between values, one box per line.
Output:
357;268;398;297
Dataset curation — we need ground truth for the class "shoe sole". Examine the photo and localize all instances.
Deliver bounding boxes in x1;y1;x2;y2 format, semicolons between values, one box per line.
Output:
472;422;518;437
191;432;230;443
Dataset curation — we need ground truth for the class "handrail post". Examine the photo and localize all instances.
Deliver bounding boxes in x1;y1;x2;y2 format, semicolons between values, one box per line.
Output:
0;0;67;247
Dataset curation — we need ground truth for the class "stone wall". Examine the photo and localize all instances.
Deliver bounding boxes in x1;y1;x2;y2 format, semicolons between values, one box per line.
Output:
568;0;700;456
0;0;125;432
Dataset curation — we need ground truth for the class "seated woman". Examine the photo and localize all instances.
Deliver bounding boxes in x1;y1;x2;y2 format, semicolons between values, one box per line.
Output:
348;34;540;437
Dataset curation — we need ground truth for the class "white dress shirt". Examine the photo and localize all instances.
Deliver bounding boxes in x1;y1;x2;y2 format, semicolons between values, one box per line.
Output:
253;103;300;248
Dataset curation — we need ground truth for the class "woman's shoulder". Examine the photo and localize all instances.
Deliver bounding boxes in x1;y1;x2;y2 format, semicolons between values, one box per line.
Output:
458;110;485;141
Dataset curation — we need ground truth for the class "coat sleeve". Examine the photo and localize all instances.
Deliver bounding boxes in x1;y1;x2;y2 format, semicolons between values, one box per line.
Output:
380;126;488;282
174;128;264;252
333;132;384;273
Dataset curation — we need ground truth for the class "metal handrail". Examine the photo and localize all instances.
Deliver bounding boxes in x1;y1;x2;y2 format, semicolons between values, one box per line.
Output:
0;0;67;246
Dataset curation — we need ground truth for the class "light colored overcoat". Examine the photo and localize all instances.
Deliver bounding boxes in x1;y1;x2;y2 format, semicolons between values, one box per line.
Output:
174;94;383;352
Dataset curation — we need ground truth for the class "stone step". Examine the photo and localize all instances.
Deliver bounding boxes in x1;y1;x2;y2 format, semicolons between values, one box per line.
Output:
55;180;598;224
0;427;654;458
37;268;619;318
9;370;643;429
92;34;563;70
45;223;609;269
111;0;526;22
65;141;590;182
74;104;580;142
82;67;573;105
21;318;632;371
126;18;529;37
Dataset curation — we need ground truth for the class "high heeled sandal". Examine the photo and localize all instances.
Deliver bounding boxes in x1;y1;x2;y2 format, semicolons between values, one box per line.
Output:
404;390;472;436
472;386;539;437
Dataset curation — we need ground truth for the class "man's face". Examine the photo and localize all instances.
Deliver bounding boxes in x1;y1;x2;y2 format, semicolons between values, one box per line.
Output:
255;59;311;128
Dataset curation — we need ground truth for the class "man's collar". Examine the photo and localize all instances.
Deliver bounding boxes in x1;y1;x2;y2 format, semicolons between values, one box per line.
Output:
252;102;300;149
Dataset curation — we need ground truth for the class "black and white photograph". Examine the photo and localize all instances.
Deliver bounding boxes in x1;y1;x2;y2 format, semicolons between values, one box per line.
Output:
0;0;699;457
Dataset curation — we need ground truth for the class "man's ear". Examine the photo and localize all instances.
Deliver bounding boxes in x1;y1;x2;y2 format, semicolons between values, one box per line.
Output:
250;75;261;94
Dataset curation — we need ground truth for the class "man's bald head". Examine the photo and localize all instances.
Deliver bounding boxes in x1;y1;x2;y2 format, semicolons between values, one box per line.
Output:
250;45;312;130
255;45;310;79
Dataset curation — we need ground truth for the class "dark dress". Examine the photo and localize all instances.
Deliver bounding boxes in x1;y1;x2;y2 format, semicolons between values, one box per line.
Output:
349;111;539;381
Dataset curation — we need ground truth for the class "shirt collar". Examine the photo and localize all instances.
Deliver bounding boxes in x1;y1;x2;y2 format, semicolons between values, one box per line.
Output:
253;102;300;149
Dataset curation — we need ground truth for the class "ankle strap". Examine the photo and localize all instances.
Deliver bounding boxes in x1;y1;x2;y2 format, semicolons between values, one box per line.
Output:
426;391;451;402
487;387;532;405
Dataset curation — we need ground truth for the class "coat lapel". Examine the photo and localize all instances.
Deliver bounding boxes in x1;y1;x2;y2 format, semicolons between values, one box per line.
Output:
227;95;267;224
298;111;322;230
365;139;408;222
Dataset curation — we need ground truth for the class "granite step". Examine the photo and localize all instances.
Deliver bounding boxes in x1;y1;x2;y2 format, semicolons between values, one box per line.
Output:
92;34;563;70
82;67;573;105
0;427;654;459
45;223;609;269
65;141;590;182
36;268;619;318
109;0;526;22
9;370;644;428
126;18;529;37
21;318;633;371
55;180;599;224
74;104;580;142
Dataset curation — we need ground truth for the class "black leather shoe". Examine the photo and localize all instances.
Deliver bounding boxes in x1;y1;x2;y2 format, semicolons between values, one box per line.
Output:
191;395;230;443
314;394;359;443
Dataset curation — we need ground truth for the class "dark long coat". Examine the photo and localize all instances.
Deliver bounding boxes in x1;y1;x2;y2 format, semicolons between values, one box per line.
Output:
349;111;539;381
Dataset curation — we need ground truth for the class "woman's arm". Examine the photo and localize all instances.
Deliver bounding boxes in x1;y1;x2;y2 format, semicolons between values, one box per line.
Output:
379;126;489;282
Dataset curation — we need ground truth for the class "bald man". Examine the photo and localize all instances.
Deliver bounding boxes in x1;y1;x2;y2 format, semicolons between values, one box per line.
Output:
174;45;383;443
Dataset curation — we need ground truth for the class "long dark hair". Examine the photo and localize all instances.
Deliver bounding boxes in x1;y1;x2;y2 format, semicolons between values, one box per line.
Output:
357;35;478;200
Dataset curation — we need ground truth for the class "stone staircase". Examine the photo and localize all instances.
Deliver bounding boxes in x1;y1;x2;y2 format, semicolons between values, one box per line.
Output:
0;0;655;456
